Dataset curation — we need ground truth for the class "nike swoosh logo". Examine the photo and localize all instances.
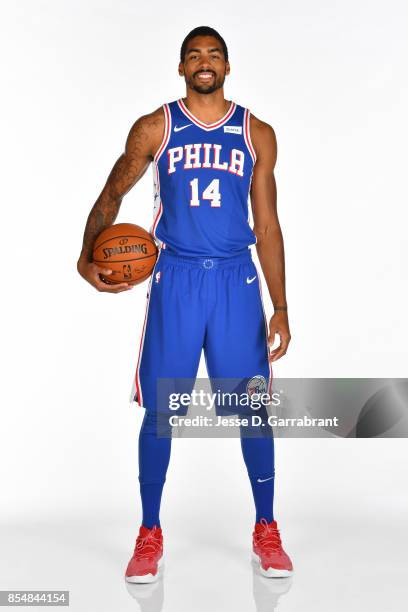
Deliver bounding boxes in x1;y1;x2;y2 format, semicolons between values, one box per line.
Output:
246;276;257;284
257;476;274;483
174;124;193;132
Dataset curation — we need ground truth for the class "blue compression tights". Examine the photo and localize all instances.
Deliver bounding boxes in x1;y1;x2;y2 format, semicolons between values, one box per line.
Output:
138;410;275;528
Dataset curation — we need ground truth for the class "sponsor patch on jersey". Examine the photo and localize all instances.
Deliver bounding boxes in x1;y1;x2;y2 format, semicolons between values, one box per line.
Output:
224;125;243;134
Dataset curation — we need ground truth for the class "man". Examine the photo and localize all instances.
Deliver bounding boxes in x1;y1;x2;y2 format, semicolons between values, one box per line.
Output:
77;26;293;583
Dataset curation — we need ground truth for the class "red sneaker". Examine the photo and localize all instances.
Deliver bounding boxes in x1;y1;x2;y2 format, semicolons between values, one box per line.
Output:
252;518;293;578
125;525;164;583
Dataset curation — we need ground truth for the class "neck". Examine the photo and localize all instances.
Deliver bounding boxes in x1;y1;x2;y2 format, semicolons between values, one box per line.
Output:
182;89;230;123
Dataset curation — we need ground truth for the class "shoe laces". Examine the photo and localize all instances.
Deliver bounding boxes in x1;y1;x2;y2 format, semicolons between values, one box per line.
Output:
134;527;162;559
255;518;283;552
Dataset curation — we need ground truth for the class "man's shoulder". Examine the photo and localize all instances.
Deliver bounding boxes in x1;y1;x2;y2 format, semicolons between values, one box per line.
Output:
132;105;165;134
126;106;166;157
248;112;277;159
249;113;276;139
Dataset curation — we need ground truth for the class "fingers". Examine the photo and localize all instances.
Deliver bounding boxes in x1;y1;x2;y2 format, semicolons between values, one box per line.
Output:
89;263;133;292
268;331;291;362
79;261;134;293
268;331;276;348
93;273;133;292
269;345;286;362
94;265;113;277
95;279;134;292
100;284;134;293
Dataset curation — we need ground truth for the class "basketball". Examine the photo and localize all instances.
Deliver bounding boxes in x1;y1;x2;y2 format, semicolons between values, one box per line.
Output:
92;223;158;285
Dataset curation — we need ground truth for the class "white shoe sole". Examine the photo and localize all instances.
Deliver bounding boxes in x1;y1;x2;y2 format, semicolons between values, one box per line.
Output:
125;556;164;584
252;552;293;578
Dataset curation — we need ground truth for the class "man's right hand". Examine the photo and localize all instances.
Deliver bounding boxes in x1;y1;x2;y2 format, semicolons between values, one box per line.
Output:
77;259;134;293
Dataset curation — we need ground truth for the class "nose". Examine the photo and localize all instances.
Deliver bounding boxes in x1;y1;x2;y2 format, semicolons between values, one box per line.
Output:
197;56;213;70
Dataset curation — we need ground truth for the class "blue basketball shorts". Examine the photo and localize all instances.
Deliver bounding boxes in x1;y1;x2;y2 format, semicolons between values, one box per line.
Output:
130;248;273;416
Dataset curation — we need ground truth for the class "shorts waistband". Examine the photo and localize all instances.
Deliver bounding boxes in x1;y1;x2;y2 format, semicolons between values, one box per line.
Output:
159;248;253;269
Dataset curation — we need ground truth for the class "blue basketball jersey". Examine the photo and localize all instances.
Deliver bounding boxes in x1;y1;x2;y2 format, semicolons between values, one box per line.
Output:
150;98;257;257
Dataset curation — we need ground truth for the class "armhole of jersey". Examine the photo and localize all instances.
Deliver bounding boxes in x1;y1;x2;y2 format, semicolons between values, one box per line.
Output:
153;103;172;163
243;108;257;165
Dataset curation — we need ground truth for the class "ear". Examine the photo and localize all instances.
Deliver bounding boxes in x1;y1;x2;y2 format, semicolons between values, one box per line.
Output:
225;61;231;76
178;61;184;77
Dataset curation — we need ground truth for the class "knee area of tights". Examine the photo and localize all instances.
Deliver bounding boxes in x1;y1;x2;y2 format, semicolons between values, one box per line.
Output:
140;412;174;435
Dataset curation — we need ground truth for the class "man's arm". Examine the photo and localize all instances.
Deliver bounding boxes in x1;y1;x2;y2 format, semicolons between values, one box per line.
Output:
250;116;291;361
77;107;164;292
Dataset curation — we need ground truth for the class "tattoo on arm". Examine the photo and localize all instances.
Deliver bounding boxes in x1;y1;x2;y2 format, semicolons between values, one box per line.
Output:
80;189;121;262
79;114;161;262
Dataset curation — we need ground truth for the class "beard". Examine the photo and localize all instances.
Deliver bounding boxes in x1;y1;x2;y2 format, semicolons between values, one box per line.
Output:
187;70;226;94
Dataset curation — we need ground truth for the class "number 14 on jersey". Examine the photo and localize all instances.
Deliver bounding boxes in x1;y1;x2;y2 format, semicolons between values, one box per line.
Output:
189;178;221;208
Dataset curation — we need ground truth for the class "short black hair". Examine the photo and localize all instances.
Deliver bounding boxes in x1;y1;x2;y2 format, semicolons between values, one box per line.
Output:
180;26;228;63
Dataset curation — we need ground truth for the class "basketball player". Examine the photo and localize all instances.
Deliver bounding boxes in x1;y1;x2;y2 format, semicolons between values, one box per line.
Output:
77;26;293;582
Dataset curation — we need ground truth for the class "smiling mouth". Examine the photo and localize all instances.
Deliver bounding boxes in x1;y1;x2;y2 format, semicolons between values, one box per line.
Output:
195;72;215;81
